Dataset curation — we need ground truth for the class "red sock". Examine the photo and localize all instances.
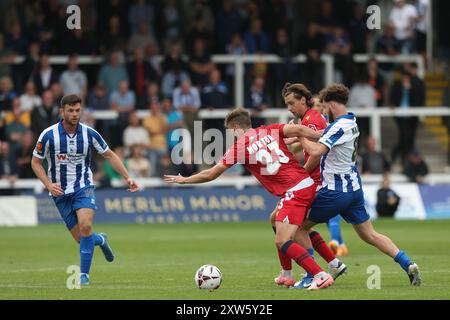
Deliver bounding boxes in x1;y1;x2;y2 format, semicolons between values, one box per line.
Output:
281;240;323;276
309;231;336;263
277;248;292;271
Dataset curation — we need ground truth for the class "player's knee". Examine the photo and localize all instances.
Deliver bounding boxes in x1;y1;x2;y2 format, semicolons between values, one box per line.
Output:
79;224;93;236
275;235;291;249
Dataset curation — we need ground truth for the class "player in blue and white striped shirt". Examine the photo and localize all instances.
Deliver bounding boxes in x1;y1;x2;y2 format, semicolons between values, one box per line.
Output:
31;94;139;286
299;84;421;286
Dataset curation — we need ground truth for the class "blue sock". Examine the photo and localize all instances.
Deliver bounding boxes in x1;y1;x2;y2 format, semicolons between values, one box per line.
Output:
327;215;343;244
306;248;315;278
93;233;104;246
394;251;412;272
80;235;95;275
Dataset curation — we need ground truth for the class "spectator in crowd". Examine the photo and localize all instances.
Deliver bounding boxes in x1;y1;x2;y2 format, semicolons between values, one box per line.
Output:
161;40;188;74
245;76;268;128
225;33;247;82
109;80;135;146
27;13;54;53
173;80;201;141
15;130;35;179
50;82;64;106
367;59;387;107
189;38;214;87
5;23;28;55
0;33;16;80
362;136;391;174
20;42;40;87
128;22;158;54
127;47;159;109
59;54;88;98
348;71;376;140
162;98;184;152
100;15;127;54
0;76;18;111
273;27;297;104
347;4;367;54
19;81;42;112
415;0;429;55
298;23;324;94
144;82;161;108
324;27;354;86
390;68;425;163
243;18;270;54
128;0;155;35
33;53;58;95
216;0;242;52
376;174;400;218
98;51;129;94
389;0;418;54
315;0;339;33
5;98;29;153
0;141;17;183
146;43;162;77
403;149;429;184
30;89;59;139
202;69;229;110
161;62;191;99
123;111;150;153
160;0;182;49
185;0;215;35
87;83;109;110
187;15;214;54
376;24;402;82
143;101;168;177
127;145;151;178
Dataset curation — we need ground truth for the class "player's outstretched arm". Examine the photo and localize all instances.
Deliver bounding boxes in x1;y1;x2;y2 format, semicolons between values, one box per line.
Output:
300;137;329;158
102;149;140;192
31;156;64;197
282;124;322;141
164;164;228;184
303;153;321;174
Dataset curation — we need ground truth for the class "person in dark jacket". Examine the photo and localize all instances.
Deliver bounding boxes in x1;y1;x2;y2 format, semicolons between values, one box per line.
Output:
30;89;59;140
403;149;429;184
376;174;400;218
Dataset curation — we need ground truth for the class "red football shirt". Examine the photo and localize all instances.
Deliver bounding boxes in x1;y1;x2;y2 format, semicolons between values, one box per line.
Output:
300;109;328;183
221;124;311;196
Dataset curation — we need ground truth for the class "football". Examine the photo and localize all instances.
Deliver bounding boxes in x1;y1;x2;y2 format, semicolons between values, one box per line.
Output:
194;265;222;291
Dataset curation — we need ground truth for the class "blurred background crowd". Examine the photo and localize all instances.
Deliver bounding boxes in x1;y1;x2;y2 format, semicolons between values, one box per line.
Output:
0;0;446;189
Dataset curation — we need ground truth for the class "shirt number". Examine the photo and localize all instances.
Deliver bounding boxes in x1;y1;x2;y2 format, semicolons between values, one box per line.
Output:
255;141;289;175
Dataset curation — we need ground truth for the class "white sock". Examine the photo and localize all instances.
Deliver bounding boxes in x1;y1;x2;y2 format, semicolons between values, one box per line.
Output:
282;270;292;277
329;258;340;268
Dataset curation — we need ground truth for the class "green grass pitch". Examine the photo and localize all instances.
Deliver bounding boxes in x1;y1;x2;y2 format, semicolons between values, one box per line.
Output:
0;220;449;299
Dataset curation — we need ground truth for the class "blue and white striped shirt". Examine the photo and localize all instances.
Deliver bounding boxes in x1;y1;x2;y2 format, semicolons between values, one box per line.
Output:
318;113;362;192
33;121;109;194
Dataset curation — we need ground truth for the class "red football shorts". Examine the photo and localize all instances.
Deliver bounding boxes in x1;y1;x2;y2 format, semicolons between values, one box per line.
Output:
275;177;316;226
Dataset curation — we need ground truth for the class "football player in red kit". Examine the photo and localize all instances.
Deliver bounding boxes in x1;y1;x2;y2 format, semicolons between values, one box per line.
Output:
165;107;334;290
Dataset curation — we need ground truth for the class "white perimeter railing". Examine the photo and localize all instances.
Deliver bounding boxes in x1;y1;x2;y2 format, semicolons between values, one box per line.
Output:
1;174;450;193
13;53;425;108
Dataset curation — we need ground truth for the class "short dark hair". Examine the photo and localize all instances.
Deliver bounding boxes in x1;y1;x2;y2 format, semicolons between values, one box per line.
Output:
281;82;314;108
224;107;252;129
60;94;82;108
319;84;350;105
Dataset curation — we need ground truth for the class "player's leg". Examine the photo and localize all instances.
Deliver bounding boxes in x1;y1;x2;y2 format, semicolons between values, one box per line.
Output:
270;206;293;286
327;215;348;256
76;208;96;285
344;189;421;286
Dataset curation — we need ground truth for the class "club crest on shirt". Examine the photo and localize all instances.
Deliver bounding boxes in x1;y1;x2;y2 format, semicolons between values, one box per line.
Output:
36;142;43;152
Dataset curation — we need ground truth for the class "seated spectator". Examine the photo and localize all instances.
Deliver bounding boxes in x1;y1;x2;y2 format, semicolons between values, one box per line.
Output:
100;15;127;54
5;23;28;55
109;80;135;146
173;80;201;141
245;76;268;127
127;145;151;178
33;53;59;95
15;130;35;178
376;24;401;80
348;4;367;54
216;0;242;52
143;102;168;176
243;18;270;54
123;111;150;152
144;82;161;108
0;76;18;111
50;83;64;106
127;47;159;109
128;22;158;53
161;62;190;98
98;50;129;94
20;42;40;88
298;23;324;94
146;43;162;77
5;98;29;153
0;141;17;182
367;59;387;107
403;149;429;184
225;33;247;80
376;174;400;218
202;69;229;109
160;0;182;47
187;15;214;54
362;136;391;174
128;0;155;35
161;40;189;74
30;90;59;139
162;98;184;152
20;81;42;112
59;54;88;98
324;27;354;86
189;38;214;87
87;83;109;110
389;0;418;54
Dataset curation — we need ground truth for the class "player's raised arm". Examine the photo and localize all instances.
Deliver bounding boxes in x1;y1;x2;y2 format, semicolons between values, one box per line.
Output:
164;163;229;184
300;137;329;158
282;123;322;141
101;149;140;192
